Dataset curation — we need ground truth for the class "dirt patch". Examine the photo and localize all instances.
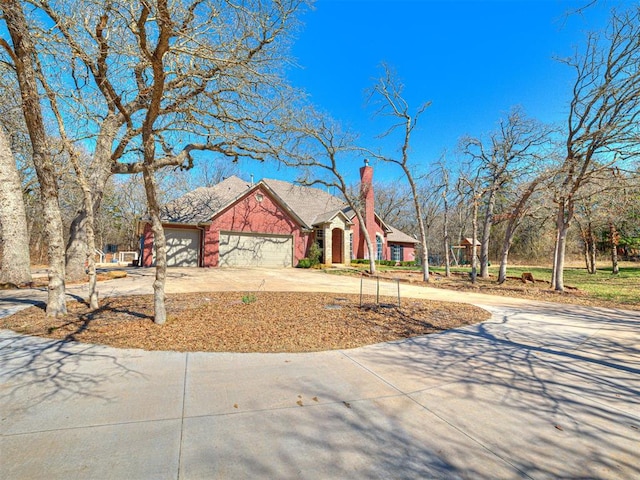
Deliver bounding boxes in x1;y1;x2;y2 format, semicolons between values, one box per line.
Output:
1;292;490;353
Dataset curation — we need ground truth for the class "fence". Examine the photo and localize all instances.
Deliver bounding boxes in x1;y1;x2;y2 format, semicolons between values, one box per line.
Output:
359;275;401;307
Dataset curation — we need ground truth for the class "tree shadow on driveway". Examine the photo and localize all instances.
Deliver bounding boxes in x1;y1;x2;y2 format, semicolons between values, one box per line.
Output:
343;305;640;479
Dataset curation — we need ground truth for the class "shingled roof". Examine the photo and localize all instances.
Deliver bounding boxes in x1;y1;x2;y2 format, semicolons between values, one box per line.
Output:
159;175;418;244
261;178;348;228
387;226;419;244
160;176;251;224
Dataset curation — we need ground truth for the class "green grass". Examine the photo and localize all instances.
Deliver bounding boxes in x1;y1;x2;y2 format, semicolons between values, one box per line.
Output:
333;261;640;307
429;264;640;306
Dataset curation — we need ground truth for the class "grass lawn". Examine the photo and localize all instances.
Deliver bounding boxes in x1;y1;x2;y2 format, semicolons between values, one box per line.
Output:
433;263;640;307
343;261;640;309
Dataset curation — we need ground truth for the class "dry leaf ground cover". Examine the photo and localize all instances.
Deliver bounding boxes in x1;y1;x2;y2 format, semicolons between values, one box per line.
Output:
1;292;490;353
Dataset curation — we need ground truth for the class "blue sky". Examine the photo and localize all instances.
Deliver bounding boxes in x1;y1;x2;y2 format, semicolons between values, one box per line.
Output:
243;0;616;185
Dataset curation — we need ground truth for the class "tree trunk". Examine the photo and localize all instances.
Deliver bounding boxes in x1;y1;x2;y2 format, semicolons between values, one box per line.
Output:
479;189;496;278
578;220;597;274
2;0;67;316
552;200;573;292
68;155;100;309
65;117;121;280
497;220;516;284
142;166;167;324
470;197;479;284
610;222;619;274
497;178;542;285
0;128;32;285
443;201;450;277
65;210;89;281
551;230;559;290
588;223;597;274
582;239;590;272
403;167;429;282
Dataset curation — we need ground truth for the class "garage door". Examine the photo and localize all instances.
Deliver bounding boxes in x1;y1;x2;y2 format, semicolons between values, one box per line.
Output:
219;232;292;267
164;228;200;267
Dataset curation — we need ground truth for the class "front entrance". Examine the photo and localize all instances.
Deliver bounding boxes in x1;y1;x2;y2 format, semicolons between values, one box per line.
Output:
331;228;343;264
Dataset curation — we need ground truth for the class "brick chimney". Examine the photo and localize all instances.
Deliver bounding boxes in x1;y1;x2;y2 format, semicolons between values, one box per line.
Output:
359;159;376;257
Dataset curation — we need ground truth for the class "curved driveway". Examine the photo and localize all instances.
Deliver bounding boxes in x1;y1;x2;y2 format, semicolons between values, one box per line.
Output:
1;268;638;479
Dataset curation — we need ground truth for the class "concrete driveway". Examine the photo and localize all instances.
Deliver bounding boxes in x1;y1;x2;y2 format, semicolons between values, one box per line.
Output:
1;268;638;479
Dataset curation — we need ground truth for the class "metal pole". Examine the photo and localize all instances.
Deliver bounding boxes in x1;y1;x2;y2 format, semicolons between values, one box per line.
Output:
397;279;400;307
360;275;363;307
376;276;380;305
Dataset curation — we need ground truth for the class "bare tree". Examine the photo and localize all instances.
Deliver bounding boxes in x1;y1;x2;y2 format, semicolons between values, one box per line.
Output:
496;174;550;284
437;159;452;277
33;61;101;308
0;0;67;316
574;167;638;275
373;181;413;231
457;168;481;284
367;64;432;281
285;109;378;274
461;107;552;279
552;6;640;291
26;0;306;322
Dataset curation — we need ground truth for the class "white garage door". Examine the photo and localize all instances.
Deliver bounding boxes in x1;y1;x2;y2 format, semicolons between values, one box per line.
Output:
219;232;292;267
164;228;200;267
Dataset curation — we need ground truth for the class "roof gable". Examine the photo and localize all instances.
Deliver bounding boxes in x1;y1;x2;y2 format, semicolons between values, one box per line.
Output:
211;181;308;229
387;226;419;244
160;176;251;224
261;179;347;228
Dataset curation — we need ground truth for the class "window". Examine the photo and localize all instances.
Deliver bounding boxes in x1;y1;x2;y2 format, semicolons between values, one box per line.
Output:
391;244;403;262
315;229;324;251
376;235;383;261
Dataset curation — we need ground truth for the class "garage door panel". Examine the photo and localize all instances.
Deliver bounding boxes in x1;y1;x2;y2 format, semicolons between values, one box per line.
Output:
163;228;200;267
219;233;292;267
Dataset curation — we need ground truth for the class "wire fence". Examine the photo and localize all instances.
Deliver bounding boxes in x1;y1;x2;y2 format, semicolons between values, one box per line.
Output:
359;276;401;308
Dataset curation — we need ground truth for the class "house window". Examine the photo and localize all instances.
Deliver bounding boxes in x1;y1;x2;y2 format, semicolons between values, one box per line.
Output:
376;235;383;261
391;244;404;262
315;229;324;251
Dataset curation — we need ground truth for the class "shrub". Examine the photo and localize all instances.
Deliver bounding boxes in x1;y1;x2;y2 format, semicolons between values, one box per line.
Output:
308;242;322;266
350;259;417;267
241;294;256;304
297;258;312;269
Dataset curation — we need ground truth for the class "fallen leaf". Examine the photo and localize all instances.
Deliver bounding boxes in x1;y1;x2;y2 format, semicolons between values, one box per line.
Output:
0;292;490;353
296;400;303;407
233;404;238;409
312;396;318;402
343;401;351;409
555;425;563;431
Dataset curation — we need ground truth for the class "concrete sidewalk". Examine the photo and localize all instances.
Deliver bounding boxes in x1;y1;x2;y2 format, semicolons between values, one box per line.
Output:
1;269;639;479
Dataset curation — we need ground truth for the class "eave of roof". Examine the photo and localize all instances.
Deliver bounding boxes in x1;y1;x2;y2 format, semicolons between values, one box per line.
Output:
311;209;354;227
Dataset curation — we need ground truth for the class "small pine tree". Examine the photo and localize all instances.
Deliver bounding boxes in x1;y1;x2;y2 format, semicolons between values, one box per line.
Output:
309;242;322;266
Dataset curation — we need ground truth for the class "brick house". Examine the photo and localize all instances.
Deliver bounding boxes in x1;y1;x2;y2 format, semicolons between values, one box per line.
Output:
140;161;418;267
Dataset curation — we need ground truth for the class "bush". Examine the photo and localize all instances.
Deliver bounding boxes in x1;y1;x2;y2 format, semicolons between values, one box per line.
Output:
297;258;312;268
350;259;417;267
308;242;322;266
